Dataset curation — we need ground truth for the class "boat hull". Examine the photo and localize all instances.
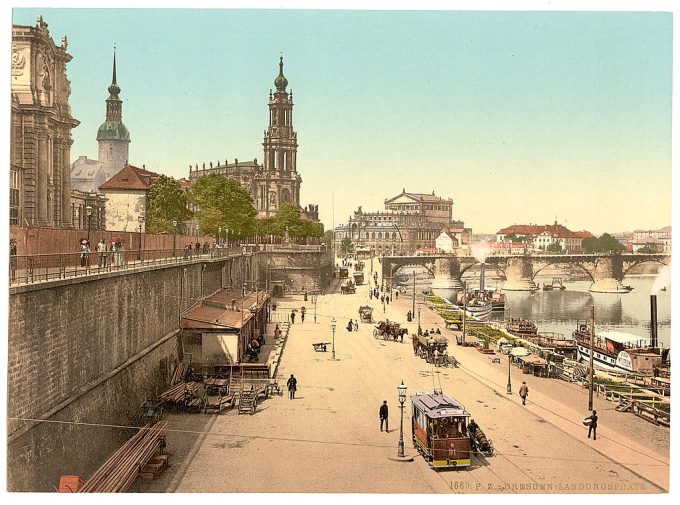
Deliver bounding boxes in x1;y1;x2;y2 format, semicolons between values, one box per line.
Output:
576;344;633;373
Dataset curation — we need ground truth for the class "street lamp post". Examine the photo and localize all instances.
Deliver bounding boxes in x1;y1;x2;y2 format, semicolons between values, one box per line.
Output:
85;205;93;242
397;381;407;457
172;220;177;257
312;293;318;323
417;305;421;333
218;226;222;246
225;228;229;250
330;317;337;360
507;353;512;394
137;214;145;261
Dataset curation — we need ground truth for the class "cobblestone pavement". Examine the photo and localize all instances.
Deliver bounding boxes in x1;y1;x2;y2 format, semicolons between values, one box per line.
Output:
142;263;668;494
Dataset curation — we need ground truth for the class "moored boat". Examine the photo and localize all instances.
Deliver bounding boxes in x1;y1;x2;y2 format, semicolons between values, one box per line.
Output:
572;323;662;374
506;317;538;338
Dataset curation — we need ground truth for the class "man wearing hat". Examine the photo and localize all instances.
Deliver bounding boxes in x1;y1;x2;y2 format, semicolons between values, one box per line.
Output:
586;410;598;440
519;381;529;405
379;401;389;432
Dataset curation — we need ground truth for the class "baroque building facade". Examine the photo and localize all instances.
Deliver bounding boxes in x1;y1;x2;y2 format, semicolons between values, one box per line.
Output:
188;57;318;222
334;190;470;255
10;17;79;227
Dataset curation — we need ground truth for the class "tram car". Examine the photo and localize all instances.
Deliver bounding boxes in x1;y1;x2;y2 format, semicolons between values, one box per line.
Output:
411;391;472;469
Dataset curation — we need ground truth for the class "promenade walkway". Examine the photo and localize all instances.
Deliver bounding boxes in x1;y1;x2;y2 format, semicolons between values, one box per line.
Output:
141;268;666;493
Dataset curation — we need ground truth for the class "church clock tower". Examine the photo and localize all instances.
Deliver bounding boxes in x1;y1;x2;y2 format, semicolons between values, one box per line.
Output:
97;49;130;179
261;56;301;217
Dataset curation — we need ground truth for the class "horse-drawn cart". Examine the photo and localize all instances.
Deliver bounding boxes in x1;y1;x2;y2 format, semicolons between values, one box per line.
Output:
414;334;449;363
359;305;374;323
374;320;408;341
341;280;356;295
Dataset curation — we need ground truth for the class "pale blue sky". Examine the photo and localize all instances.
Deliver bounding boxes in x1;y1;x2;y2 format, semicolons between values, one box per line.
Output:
11;8;673;233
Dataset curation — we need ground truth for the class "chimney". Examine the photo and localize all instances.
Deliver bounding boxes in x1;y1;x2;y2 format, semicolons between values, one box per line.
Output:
650;295;658;348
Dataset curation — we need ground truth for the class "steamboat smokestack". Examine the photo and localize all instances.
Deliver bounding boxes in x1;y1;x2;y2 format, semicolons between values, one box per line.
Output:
650;295;658;348
480;262;486;292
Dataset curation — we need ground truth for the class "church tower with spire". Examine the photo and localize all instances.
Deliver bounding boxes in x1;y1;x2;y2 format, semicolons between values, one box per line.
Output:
97;49;130;178
260;56;301;217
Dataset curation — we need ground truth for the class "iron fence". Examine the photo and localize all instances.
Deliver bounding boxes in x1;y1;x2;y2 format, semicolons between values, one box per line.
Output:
8;246;245;286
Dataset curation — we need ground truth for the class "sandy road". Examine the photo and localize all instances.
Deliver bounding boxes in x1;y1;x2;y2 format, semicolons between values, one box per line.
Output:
143;276;666;494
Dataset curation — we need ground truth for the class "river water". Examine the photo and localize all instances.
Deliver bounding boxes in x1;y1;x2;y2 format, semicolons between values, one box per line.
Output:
398;269;672;350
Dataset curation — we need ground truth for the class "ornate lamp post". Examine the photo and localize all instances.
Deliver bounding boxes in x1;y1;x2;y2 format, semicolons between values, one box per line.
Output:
417;305;421;333
172;220;177;257
218;226;222;246
137;214;145;261
85;205;93;241
507;353;513;394
312;293;318;323
397;381;407;457
330;317;337;360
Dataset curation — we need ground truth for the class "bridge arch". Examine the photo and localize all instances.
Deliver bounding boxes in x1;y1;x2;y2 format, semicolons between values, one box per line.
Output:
459;262;505;279
621;258;668;279
531;262;594;283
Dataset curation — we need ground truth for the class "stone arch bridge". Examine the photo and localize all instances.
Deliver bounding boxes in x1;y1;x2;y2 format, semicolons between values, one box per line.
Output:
380;253;670;293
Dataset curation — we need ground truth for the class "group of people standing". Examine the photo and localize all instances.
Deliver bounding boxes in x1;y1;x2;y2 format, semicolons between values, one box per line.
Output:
346;319;360;332
80;238;125;268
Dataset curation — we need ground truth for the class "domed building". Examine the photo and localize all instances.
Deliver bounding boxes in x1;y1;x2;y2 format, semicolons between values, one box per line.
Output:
97;50;130;179
70;50;130;195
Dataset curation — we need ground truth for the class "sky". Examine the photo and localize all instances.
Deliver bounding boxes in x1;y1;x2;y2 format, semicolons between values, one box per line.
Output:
8;5;674;235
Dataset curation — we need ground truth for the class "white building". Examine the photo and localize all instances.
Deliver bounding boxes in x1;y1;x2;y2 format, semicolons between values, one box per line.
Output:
435;230;459;253
99;164;157;232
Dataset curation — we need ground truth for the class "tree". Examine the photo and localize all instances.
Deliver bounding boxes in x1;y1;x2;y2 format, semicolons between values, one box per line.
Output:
189;174;257;239
145;175;193;233
255;217;277;237
582;233;625;253
323;230;334;246
546;242;562;253
340;237;354;254
637;244;661;254
273;203;305;236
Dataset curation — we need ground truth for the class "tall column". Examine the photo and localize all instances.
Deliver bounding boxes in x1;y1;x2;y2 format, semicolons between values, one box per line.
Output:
37;131;49;225
61;137;72;227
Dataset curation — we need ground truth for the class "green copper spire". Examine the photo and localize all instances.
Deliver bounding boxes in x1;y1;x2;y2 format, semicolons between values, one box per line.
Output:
274;55;288;92
108;47;120;98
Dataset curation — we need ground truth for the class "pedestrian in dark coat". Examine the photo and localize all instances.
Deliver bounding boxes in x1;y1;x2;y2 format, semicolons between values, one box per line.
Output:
379;401;389;431
301;312;305;324
519;382;529;405
290;311;296;324
346;319;353;332
586;410;598;440
286;374;298;399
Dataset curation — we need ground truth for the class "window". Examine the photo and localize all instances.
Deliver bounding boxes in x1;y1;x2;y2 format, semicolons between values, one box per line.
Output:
10;167;20;225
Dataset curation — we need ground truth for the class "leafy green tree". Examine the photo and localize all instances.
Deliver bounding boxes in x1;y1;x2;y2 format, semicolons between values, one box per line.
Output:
637;244;661;254
189;174;256;239
582;233;625;253
255;217;277;236
273;203;305;236
546;242;563;253
340;237;354;254
146;175;193;233
323;229;334;245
